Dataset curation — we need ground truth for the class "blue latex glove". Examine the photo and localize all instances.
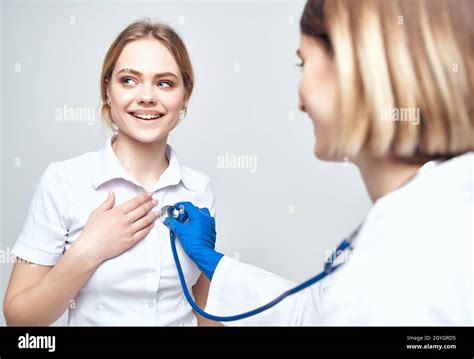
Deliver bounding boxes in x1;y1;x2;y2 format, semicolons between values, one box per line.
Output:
164;202;224;280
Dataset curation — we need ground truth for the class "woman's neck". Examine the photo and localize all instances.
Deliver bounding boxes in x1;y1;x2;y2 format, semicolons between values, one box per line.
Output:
111;131;169;192
354;151;426;203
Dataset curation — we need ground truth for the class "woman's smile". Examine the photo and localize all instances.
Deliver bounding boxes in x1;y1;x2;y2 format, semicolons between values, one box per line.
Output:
128;110;165;123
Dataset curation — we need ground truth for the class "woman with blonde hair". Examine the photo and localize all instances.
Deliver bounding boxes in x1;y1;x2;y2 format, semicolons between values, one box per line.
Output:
4;19;219;326
164;0;473;325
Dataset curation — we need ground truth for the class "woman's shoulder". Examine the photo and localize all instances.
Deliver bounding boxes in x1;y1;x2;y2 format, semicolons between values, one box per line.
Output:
42;149;100;185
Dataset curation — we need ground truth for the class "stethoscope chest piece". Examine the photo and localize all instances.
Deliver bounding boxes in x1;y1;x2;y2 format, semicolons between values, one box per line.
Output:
160;205;189;224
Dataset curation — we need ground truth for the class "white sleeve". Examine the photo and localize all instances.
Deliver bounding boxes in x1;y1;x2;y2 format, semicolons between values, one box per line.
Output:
205;256;322;326
12;162;70;266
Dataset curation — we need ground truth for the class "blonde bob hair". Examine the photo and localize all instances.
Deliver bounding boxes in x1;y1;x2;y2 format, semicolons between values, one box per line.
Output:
300;0;473;160
100;19;194;134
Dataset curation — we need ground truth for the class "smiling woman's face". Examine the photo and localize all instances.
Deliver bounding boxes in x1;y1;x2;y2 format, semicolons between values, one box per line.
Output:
106;37;186;143
297;34;339;161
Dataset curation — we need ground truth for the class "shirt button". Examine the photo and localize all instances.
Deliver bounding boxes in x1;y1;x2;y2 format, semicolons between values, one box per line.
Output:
147;301;155;309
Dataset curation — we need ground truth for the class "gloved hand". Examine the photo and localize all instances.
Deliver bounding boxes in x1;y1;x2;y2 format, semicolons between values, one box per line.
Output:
163;202;224;280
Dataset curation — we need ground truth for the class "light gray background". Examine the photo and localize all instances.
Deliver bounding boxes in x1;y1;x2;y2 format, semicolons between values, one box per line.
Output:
0;0;371;326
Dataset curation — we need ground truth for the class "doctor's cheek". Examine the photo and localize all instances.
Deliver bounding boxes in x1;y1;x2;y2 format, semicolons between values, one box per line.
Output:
298;72;340;160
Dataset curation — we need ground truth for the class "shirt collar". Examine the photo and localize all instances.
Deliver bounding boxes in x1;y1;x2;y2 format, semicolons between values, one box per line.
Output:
91;135;196;192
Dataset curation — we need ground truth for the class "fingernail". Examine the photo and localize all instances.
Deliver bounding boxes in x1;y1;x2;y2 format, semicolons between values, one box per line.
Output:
152;199;158;205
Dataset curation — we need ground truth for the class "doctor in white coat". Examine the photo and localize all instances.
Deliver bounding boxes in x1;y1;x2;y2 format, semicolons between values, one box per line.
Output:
165;0;474;326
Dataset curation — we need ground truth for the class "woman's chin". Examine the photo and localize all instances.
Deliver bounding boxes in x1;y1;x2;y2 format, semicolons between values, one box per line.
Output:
127;128;169;144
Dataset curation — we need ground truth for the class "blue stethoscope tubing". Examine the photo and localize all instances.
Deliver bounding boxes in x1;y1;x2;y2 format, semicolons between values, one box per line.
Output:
169;224;360;322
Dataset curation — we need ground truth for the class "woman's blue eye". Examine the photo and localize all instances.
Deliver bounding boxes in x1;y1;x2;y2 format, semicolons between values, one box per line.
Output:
158;81;172;88
120;76;136;85
119;77;172;88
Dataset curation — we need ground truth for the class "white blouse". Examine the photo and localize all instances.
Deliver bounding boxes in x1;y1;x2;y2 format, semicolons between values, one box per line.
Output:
12;134;215;326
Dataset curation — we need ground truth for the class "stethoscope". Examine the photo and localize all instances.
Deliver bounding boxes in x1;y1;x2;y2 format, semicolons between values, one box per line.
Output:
160;204;361;322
